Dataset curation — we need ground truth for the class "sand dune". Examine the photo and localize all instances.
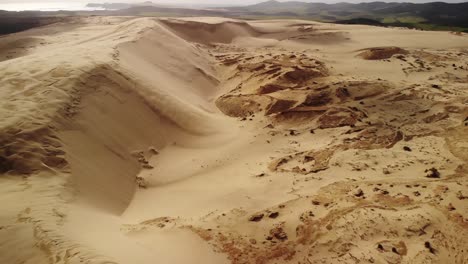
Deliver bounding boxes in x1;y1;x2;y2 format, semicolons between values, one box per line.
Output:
0;16;467;264
160;19;261;45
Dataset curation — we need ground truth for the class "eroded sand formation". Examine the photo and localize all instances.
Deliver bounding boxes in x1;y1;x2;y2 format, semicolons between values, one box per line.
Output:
0;16;467;264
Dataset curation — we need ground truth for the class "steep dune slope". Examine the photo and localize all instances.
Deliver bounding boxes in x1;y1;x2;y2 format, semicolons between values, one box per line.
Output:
0;17;234;264
160;19;262;45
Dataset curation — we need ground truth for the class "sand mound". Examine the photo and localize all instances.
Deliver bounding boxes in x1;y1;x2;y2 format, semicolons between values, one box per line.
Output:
214;50;330;120
117;20;226;135
287;31;351;44
358;46;408;60
160;19;260;45
216;94;272;117
257;84;289;95
317;107;362;129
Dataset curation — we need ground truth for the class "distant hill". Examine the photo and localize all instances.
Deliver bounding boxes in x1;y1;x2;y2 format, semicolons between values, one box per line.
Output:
112;6;227;17
81;0;468;32
0;13;67;35
225;1;468;32
86;1;161;10
2;1;467;35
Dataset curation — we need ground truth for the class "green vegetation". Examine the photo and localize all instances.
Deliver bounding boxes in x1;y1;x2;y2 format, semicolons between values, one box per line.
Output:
2;1;468;34
91;0;468;32
225;1;468;32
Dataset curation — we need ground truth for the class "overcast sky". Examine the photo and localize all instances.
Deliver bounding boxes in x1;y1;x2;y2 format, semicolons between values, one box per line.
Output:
2;0;466;4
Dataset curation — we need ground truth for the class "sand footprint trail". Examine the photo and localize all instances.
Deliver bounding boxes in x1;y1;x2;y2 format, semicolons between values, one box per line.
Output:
0;17;467;264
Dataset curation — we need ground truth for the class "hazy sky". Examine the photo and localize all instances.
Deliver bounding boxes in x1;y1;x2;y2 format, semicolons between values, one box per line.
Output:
2;0;466;4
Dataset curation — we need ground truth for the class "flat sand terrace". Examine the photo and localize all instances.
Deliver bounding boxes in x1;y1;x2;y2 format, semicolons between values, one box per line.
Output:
0;16;467;264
